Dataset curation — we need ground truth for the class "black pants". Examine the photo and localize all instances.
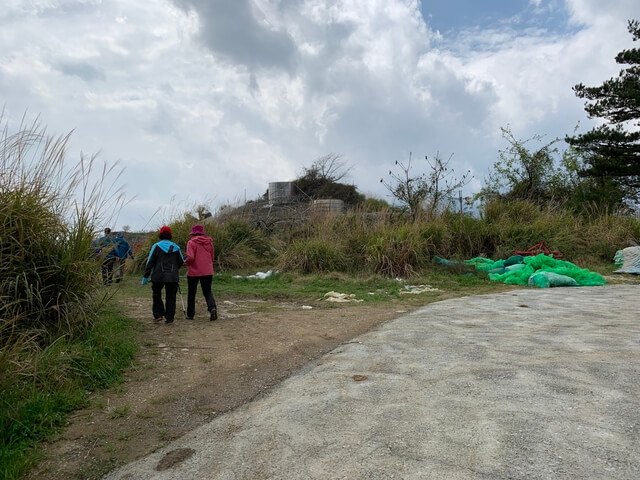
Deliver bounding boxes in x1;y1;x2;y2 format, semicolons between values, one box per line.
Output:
114;258;126;282
151;282;179;321
101;258;116;285
186;275;216;318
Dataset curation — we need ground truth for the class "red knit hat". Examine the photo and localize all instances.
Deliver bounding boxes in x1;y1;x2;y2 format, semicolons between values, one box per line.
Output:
159;225;172;235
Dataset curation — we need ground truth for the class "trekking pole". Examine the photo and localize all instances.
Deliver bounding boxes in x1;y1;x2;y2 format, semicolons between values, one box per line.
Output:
178;283;187;319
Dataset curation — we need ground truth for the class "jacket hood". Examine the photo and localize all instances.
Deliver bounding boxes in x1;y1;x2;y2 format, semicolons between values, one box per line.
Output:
147;240;183;264
155;239;182;253
190;235;212;246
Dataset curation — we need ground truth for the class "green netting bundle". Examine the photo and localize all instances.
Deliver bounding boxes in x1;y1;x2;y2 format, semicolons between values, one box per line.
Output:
488;264;536;285
465;257;504;271
432;255;458;266
528;271;579;288
504;255;524;267
479;253;605;287
613;250;624;266
524;254;605;286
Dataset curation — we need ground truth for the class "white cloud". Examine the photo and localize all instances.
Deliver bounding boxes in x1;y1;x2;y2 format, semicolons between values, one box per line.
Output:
1;0;638;228
566;0;639;26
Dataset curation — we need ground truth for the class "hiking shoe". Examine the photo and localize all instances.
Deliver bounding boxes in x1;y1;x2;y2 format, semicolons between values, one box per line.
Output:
165;319;174;324
154;317;164;323
209;309;217;321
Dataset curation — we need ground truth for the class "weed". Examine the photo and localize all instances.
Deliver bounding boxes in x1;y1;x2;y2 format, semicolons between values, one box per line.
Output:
0;308;135;479
108;405;130;419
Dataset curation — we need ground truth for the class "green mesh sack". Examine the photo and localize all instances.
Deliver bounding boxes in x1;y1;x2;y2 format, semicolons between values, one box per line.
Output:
613;250;624;266
488;263;525;275
465;257;504;271
488;266;506;274
528;271;579;288
504;255;524;267
489;265;536;285
523;254;576;270
432;255;458;266
523;254;605;286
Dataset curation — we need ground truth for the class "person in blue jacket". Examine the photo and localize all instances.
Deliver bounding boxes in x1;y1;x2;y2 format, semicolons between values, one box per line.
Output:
142;226;184;324
97;228;118;285
114;232;135;283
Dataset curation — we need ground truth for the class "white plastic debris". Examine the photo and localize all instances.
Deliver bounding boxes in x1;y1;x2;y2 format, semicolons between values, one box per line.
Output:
232;269;279;279
323;291;364;303
399;284;441;294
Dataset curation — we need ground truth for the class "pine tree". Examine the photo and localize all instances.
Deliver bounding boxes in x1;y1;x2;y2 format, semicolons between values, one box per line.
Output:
566;20;640;191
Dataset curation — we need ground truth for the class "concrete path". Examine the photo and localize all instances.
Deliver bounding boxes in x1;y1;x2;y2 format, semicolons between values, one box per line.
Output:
104;286;640;480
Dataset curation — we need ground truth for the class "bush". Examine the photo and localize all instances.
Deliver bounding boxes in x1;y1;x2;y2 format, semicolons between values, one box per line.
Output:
131;218;275;274
0;115;123;345
0;113;127;478
279;238;351;273
274;199;639;276
364;226;425;277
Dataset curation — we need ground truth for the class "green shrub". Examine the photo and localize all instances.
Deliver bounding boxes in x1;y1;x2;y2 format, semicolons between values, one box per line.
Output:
133;198;639;278
361;197;390;211
279;238;351;273
0;116;123;345
444;214;495;259
131;218;275;274
364;225;428;277
582;214;640;261
0;115;128;479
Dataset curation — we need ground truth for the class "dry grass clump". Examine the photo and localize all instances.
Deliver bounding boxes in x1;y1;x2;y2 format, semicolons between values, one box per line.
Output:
0;113;124;345
0;113;128;479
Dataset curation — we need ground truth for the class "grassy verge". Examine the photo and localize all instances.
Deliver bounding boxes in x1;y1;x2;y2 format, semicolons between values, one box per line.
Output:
115;266;517;305
116;256;625;307
0;307;137;480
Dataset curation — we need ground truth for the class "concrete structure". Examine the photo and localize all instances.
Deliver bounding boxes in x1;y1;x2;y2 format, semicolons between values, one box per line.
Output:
268;182;295;204
312;198;345;216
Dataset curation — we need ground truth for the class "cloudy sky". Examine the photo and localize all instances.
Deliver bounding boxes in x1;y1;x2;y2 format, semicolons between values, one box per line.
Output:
1;0;639;230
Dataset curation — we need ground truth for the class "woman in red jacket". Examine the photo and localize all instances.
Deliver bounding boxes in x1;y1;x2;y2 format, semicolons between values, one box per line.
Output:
183;224;217;321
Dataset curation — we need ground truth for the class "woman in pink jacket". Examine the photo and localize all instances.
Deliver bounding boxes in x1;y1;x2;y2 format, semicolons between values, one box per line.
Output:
183;224;217;321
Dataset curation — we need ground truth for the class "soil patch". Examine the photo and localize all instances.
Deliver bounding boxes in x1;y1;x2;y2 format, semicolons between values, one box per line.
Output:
26;294;408;479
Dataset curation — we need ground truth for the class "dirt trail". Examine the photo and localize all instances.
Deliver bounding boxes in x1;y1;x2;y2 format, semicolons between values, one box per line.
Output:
27;295;406;479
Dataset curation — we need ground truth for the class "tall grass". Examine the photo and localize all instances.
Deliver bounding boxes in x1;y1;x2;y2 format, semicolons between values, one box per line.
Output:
1;114;125;344
147;199;639;277
0;113;129;479
272;201;639;275
131;217;275;273
146;200;640;277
